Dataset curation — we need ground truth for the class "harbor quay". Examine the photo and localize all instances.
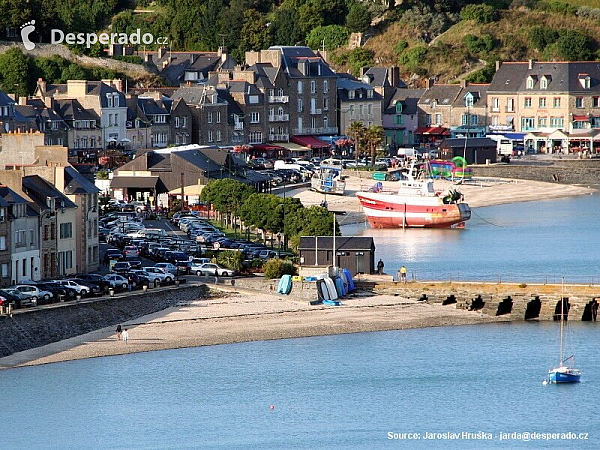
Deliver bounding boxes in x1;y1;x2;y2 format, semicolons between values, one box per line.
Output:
359;279;600;322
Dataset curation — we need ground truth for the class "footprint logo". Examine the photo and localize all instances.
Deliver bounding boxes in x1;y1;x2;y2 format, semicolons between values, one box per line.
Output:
20;20;36;50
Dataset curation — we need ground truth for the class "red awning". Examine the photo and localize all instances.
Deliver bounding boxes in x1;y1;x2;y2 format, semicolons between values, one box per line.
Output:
252;144;284;151
291;135;330;149
573;115;589;121
415;127;450;135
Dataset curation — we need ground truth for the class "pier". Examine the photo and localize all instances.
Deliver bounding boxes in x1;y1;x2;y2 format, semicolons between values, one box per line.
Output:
357;280;600;321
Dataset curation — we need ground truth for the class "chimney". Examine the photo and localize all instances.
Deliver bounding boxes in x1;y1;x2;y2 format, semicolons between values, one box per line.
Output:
145;53;153;64
387;66;400;87
190;54;197;65
18;97;27;106
528;59;534;70
158;47;167;60
360;66;369;78
37;78;47;98
460;79;467;88
425;78;434;89
495;60;502;71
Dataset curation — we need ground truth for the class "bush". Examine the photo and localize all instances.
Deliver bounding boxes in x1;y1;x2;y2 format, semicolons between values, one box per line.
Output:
346;3;372;33
549;29;593;60
263;259;297;279
460;4;499;23
528;26;559;51
306;25;350;51
398;46;428;72
395;40;408;55
537;1;577;16
463;34;495;55
577;6;600;21
465;60;498;83
216;250;245;272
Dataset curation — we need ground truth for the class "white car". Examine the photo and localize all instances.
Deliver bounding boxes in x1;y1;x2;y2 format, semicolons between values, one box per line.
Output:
154;263;178;275
143;267;175;282
13;285;53;305
104;274;129;289
53;280;90;296
196;263;235;277
131;269;168;285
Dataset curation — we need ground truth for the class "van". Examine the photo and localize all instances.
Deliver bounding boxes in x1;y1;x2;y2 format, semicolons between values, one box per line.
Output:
396;148;417;158
274;160;304;171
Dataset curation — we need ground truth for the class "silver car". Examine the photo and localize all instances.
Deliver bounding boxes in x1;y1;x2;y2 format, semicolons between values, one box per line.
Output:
196;263;235;277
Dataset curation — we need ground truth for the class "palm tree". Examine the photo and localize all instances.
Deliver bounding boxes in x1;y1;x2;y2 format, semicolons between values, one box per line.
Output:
346;121;366;162
364;125;385;166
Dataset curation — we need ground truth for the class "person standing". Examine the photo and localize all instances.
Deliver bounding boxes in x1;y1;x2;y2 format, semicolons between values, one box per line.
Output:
115;324;122;341
400;265;407;283
122;328;129;343
592;300;598;322
377;259;384;275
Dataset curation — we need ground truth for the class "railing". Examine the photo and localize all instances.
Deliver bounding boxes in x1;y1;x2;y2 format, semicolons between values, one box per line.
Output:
269;134;289;141
310;108;322;115
268;114;289;122
291;127;338;135
234;123;244;130
268;96;289;103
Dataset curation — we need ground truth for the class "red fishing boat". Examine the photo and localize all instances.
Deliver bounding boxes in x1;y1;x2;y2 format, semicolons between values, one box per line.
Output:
356;164;471;229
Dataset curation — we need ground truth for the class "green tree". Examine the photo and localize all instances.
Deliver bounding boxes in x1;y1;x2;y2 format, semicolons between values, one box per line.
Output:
528;26;559;52
346;3;372;33
364;125;385;166
271;8;304;46
552;29;593;61
239;9;273;55
0;48;31;97
200;178;256;227
216;250;245;272
398;45;428;73
346;121;366;159
347;47;374;76
306;25;350;51
460;4;498;24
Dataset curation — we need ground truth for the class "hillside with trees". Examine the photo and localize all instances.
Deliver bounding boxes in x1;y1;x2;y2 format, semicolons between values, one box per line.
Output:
3;0;600;91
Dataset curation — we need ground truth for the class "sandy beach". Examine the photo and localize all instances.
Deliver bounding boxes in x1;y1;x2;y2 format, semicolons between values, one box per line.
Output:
0;176;594;369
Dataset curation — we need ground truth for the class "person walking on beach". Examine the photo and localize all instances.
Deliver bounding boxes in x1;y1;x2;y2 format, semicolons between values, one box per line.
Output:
377;259;384;275
122;328;129;343
400;265;407;283
116;324;122;341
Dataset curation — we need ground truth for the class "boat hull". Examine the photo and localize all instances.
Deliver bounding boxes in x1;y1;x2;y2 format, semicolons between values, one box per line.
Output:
548;367;581;383
356;192;471;228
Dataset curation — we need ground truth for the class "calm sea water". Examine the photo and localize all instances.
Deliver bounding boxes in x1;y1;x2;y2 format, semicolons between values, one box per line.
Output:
2;322;598;449
342;193;600;284
3;196;600;449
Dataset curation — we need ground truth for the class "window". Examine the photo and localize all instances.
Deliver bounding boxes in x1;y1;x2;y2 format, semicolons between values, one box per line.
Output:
461;114;469;126
297;99;303;113
492;98;499;111
323;97;328;110
349;105;355;118
526;77;535;89
249;131;262;144
44;225;49;240
297;81;303;94
425;114;432;125
207;112;213;123
30;229;34;246
538;117;547;128
368;104;372;115
216;130;222;142
594;97;600;108
395;102;403;114
182;116;187;128
524;97;532;108
521;117;535;130
1;264;7;277
107;94;113;107
60;222;73;239
393;114;404;125
471;114;478;126
324;80;329;93
348;90;355;99
0;236;5;250
310;80;316;93
576;97;584;108
539;97;546;108
540;77;548;89
507;98;514;112
435;113;442;125
250;112;260;123
550;117;564;128
216;111;221;123
323;116;328;129
465;95;474;107
208;130;213;142
108;114;113;126
553;97;561;108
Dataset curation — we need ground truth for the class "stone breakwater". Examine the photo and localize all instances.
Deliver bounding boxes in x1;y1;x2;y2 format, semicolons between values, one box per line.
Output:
473;159;600;185
0;284;207;358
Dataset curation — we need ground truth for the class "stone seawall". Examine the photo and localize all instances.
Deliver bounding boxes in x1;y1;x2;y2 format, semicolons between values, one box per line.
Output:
0;284;207;358
229;276;319;300
474;160;600;185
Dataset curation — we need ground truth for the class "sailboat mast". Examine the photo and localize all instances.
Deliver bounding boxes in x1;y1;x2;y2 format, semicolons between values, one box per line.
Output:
559;278;565;365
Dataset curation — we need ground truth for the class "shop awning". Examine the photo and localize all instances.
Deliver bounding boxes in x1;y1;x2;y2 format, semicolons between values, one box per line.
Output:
252;144;285;151
573;115;589;121
291;135;330;149
415;126;450;135
279;142;311;152
110;176;159;189
168;184;205;196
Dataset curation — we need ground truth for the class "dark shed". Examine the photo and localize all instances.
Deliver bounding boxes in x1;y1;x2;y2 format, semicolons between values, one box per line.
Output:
298;236;375;275
438;138;497;164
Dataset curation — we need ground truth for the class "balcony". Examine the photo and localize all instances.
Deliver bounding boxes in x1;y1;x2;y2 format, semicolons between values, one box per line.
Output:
234;123;244;131
269;133;289;142
310;108;322;115
291;127;338;135
269;95;289;103
491;107;500;112
268;114;289;122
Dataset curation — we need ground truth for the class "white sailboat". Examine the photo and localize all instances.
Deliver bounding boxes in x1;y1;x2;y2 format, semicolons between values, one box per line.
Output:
546;280;581;384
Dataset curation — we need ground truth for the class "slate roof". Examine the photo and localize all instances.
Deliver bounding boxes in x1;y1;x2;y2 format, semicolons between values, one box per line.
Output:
0;90;15;107
269;46;337;78
64;166;100;195
298;236;375;251
138;97;169;116
22;175;77;209
385;88;424;114
171;85;227;107
53;99;100;121
419;84;462;106
0;185;28;204
452;84;489;108
337;77;383;102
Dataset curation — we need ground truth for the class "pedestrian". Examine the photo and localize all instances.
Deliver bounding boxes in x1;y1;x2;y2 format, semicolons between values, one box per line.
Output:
127;275;133;292
122;328;129;342
377;259;384;275
400;265;407;283
116;324;122;341
592;300;598;321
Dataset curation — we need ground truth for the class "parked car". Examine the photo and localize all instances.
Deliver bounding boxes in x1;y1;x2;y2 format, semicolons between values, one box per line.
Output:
123;245;140;258
175;260;192;275
154;263;178;275
122;272;150;289
0;289;24;308
75;274;110;292
71;279;102;296
52;280;90;296
143;267;175;283
195;263;235;277
12;285;52;306
104;274;129;290
35;282;73;302
112;261;133;273
121;257;142;270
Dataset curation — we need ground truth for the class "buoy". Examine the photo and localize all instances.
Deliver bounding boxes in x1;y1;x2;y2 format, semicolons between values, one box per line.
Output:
542;379;547;385
269;405;275;410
